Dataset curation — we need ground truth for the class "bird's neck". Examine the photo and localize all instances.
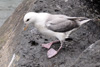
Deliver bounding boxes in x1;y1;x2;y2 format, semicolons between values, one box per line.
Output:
33;12;50;29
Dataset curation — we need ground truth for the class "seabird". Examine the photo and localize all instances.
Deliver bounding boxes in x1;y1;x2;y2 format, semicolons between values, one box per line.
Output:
23;12;91;58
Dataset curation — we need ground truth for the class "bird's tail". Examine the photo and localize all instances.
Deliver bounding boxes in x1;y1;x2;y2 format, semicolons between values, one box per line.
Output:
67;17;91;26
76;18;91;26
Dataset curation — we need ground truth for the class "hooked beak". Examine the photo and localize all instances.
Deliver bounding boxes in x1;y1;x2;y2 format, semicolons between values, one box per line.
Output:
24;24;28;31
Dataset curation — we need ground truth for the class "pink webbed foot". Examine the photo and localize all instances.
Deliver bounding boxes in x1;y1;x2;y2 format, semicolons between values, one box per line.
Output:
42;40;59;49
42;42;53;49
42;40;63;58
47;41;63;58
47;48;57;58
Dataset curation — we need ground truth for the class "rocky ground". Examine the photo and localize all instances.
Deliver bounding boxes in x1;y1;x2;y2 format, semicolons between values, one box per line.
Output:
14;0;100;67
0;0;100;67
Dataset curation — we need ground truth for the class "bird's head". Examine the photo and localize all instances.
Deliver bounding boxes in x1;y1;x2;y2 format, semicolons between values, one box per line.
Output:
23;12;37;31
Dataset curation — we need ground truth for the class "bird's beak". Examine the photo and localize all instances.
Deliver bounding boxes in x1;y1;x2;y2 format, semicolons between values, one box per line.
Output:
24;24;28;31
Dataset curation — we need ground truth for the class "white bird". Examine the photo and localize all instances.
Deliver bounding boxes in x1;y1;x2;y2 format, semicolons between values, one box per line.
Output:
23;12;91;58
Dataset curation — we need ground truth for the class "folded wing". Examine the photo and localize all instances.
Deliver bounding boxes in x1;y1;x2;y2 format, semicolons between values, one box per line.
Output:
46;17;79;32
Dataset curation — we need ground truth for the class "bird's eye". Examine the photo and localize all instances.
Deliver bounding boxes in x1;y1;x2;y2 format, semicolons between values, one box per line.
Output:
26;19;30;22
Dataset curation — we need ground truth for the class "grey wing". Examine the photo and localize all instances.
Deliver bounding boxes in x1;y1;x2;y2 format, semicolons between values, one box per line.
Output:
46;18;79;32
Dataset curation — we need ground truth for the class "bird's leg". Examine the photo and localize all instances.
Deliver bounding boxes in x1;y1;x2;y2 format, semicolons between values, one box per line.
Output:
47;41;63;58
42;40;59;49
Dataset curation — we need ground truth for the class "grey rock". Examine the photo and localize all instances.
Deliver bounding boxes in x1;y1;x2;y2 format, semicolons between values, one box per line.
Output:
15;0;100;67
71;40;100;67
0;0;100;67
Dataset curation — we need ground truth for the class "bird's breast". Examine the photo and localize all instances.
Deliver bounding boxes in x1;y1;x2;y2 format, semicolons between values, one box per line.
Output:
37;25;55;36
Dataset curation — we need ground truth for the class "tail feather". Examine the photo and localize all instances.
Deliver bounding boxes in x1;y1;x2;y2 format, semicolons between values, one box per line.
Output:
66;17;91;26
77;19;91;26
